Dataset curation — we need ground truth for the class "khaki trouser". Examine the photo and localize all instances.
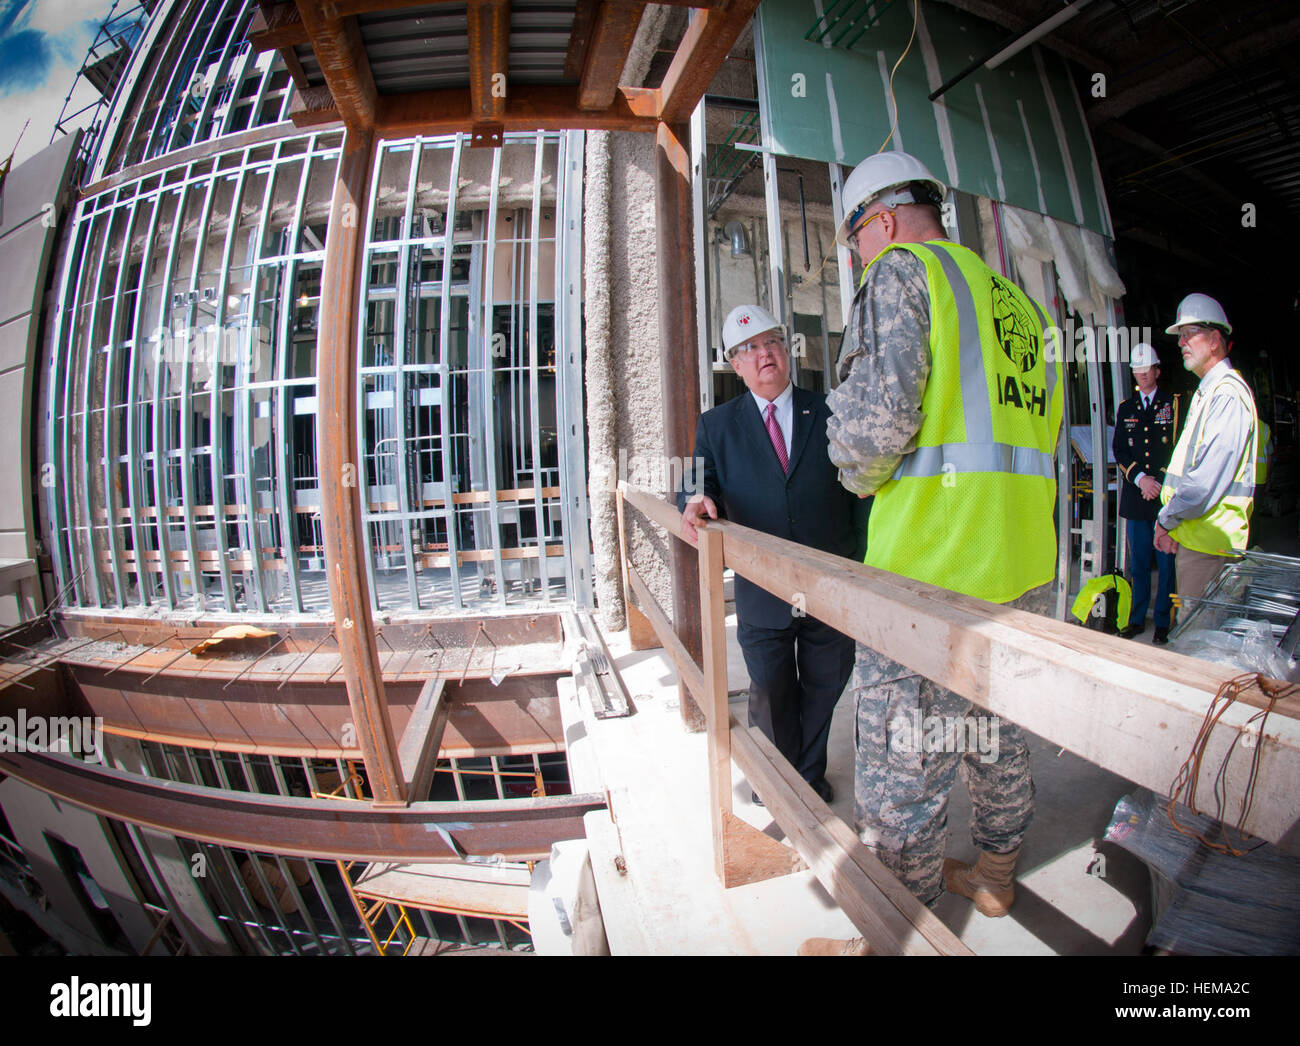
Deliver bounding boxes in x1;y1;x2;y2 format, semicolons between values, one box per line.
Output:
1174;545;1238;608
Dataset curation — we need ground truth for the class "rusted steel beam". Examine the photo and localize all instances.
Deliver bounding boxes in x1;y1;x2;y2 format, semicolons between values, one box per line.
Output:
316;126;407;804
468;0;511;121
654;120;705;732
0;746;603;863
658;0;763;124
288;85;341;127
564;0;601;79
54;610;564;651
295;2;378;131
326;0;712;13
248;2;309;50
578;1;647;111
373;85;661;136
55;664;565;758
280;46;312;91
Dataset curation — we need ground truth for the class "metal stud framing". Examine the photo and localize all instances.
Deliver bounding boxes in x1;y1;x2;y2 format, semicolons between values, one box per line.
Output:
125;739;545;953
89;0;294;186
47;132;348;613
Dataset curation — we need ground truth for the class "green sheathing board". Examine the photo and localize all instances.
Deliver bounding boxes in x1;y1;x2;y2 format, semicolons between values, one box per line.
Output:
757;0;1111;236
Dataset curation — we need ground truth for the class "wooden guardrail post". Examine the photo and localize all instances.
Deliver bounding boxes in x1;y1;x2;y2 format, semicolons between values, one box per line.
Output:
615;487;658;650
696;526;730;878
701;523;824;889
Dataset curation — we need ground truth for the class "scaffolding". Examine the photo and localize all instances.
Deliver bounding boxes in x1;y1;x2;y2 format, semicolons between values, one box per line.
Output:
49;2;154;168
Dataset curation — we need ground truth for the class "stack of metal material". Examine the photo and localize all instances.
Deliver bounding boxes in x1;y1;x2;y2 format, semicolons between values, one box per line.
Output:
1171;550;1300;638
1168;550;1300;675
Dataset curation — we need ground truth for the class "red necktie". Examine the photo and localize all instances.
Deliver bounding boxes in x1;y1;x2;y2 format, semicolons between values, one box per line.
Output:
765;402;789;473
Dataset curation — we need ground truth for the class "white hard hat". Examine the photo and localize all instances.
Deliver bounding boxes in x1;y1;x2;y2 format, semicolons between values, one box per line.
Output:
1130;343;1159;370
722;304;782;356
1165;292;1232;335
836;150;947;246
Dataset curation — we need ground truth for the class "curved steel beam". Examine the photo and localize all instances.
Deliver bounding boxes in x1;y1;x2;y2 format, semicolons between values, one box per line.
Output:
0;745;602;863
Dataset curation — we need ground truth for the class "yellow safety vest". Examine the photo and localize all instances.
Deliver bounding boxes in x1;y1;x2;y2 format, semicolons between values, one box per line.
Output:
861;241;1064;603
1070;574;1132;631
1257;419;1272;485
1160;368;1257;555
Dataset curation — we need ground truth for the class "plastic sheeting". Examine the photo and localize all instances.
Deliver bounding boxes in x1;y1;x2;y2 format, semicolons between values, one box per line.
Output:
1000;203;1126;322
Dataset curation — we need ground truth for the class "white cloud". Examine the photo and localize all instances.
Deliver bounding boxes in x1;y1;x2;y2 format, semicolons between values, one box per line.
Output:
26;0;115;37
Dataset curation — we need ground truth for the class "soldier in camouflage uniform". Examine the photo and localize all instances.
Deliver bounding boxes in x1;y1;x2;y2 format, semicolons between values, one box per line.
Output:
823;152;1061;917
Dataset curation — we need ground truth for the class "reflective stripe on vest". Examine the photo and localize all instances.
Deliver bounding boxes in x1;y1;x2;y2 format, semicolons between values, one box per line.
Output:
862;240;1063;604
1160;368;1256;555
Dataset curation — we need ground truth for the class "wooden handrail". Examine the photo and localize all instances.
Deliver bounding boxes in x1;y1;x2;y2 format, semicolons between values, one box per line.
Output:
615;483;972;953
619;482;688;539
621;483;1299;851
615;480;1300;952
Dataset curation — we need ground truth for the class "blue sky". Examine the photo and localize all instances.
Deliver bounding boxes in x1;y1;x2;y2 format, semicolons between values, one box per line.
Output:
1;0;120;166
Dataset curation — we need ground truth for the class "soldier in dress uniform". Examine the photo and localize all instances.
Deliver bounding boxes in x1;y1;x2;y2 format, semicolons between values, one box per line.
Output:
1113;342;1179;644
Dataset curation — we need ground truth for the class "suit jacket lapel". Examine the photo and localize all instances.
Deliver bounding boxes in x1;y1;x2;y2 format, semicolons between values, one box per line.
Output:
785;387;816;476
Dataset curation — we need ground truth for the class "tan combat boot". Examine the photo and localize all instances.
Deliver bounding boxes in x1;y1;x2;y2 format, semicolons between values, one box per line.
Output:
796;937;870;956
943;848;1020;918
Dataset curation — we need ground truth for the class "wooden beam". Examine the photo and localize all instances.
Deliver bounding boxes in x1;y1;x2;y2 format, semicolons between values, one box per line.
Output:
79;121;298;198
731;718;973;955
398;676;449;801
467;0;511;122
615;487;658;650
617;482;685;536
714;520;1300;855
294;2;378;131
578;1;646;111
721;811;809;887
658;0;763;124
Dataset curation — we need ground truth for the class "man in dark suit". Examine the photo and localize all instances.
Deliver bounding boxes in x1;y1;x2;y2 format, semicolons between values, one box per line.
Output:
679;304;867;803
1113;342;1179;644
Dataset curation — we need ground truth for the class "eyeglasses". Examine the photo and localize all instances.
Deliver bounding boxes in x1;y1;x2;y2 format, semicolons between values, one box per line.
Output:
849;210;888;242
727;334;785;360
1177;324;1213;342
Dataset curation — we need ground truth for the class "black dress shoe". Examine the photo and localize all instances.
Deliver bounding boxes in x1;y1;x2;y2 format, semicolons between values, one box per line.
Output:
1118;623;1145;639
1153;626;1169;645
810;778;834;803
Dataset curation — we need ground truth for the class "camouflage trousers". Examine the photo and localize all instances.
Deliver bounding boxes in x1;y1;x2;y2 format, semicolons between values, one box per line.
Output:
852;584;1051;906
